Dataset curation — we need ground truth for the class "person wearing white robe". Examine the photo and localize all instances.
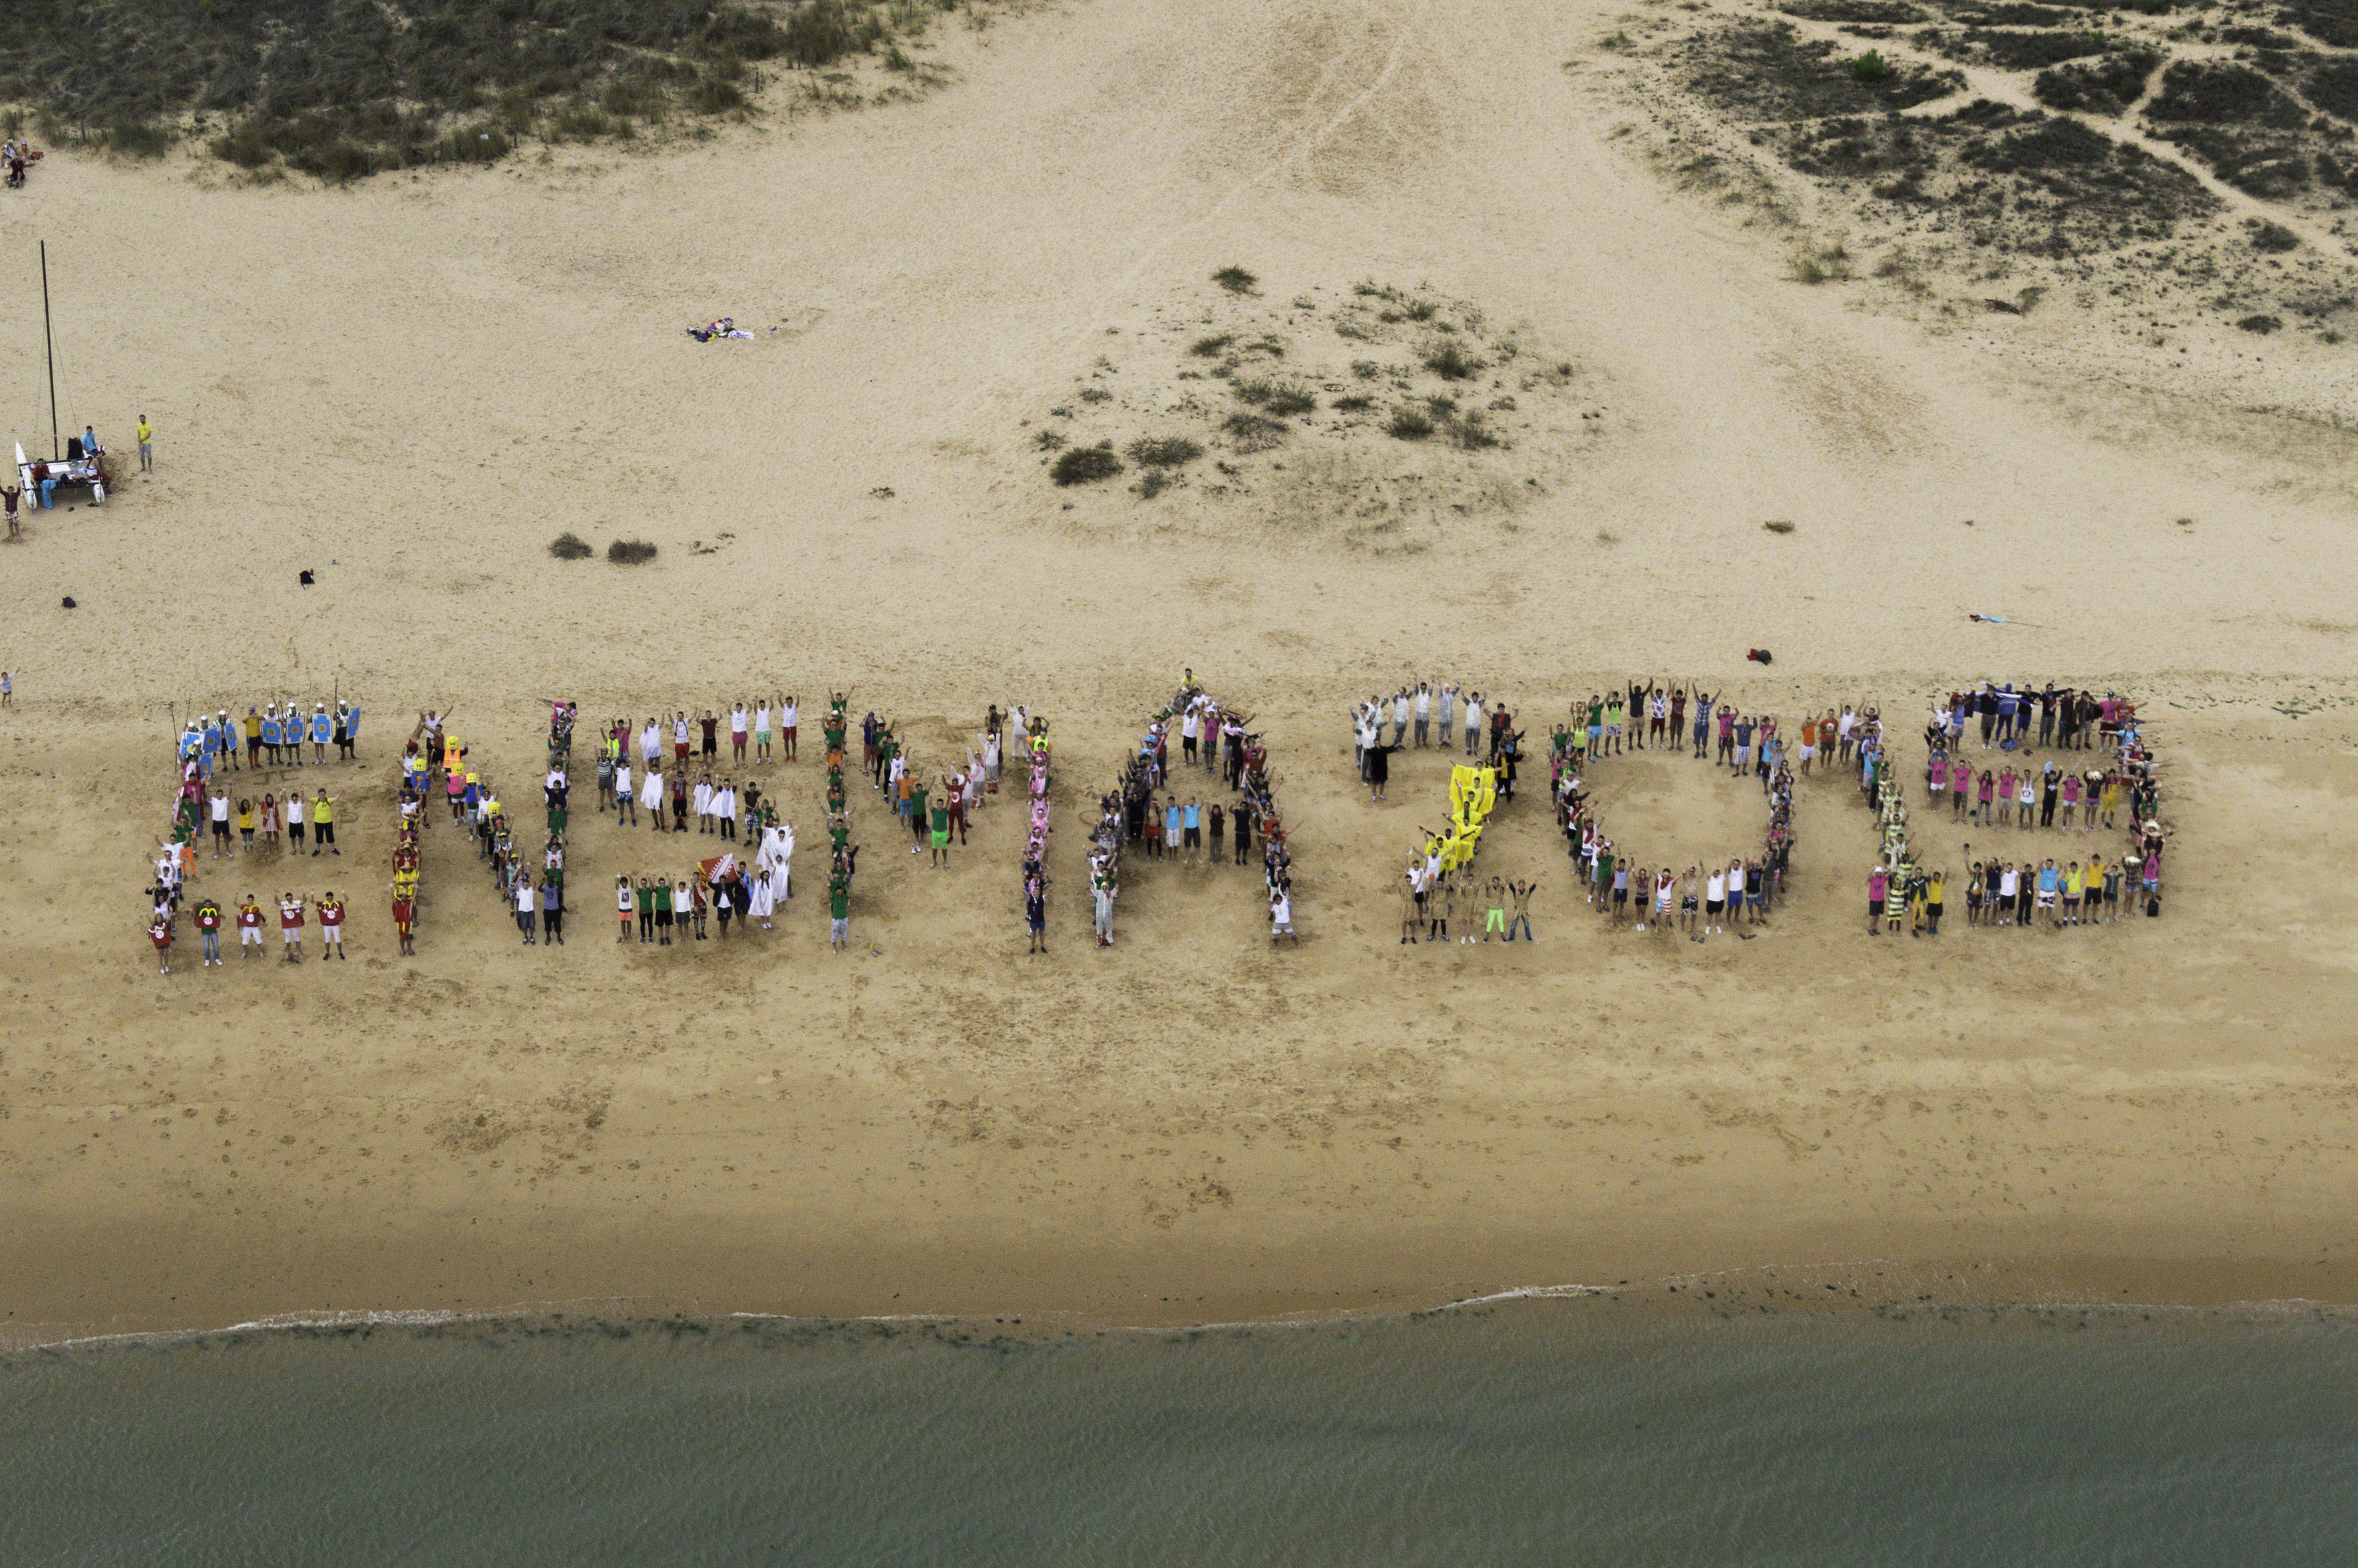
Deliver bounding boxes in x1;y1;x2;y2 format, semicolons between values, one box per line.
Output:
749;866;776;928
640;765;664;821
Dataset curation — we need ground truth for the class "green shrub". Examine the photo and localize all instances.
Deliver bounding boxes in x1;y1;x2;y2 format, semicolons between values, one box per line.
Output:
549;532;594;560
1212;265;1258;294
1189;333;1235;356
1222;413;1288;451
1762;518;1796;535
103;119;174;158
1051;445;1123;485
1332;395;1373;412
1127;436;1204;467
1423;343;1481;380
607;538;660;564
1386;407;1435;440
1853;51;1888;82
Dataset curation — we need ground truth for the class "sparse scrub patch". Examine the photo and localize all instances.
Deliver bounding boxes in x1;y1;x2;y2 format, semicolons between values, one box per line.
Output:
607;538;660;564
1222;413;1289;451
1213;266;1259;294
1052;445;1123;485
1234;380;1314;415
1763;518;1797;534
1423;342;1484;379
1332;395;1374;412
548;531;594;560
1127;435;1204;467
1033;429;1066;451
1789;240;1852;284
1189;333;1237;356
1386;406;1436;440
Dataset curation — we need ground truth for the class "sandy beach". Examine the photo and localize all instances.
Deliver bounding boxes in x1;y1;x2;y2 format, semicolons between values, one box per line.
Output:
4;0;2358;1343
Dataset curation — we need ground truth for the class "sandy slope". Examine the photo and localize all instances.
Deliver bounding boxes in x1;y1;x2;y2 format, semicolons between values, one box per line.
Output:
3;0;2358;1339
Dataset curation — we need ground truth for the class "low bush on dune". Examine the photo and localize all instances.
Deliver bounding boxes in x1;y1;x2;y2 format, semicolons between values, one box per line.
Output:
608;538;661;564
1052;445;1123;485
549;532;595;560
1213;266;1259;294
1127;436;1204;468
1386;406;1435;440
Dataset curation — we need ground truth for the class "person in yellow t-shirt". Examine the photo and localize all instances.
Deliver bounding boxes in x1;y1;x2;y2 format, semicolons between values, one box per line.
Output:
136;415;154;473
311;789;337;857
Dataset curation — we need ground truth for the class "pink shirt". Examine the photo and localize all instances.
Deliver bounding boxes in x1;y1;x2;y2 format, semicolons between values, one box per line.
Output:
1951;761;1972;791
1868;870;1889;900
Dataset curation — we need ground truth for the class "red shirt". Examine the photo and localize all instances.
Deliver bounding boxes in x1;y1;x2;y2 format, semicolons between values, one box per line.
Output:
238;904;263;928
318;901;343;928
281;902;303;930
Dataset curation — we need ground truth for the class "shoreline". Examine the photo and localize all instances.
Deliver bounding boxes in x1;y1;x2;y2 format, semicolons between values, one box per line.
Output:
13;1214;2358;1352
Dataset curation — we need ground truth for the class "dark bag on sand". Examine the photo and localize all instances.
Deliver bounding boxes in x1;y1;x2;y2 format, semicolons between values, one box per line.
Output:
2146;895;2161;918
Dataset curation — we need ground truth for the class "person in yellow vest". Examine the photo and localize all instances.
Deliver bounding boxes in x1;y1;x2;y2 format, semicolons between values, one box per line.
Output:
136;414;154;473
311;789;337;856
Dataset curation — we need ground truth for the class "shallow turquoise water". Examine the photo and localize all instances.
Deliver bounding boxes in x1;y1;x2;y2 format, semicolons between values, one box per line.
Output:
5;1302;2356;1565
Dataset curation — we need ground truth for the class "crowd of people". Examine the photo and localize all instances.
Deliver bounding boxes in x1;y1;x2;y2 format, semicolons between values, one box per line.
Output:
1096;673;1294;945
148;698;361;972
1543;689;1805;943
1861;686;2169;936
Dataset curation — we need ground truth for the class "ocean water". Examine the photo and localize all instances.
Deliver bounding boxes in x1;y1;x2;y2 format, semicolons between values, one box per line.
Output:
5;1300;2357;1566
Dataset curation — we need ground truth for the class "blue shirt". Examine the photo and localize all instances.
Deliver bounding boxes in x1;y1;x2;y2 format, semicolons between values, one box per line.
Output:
2038;866;2060;894
1183;803;1200;831
1165;805;1182;836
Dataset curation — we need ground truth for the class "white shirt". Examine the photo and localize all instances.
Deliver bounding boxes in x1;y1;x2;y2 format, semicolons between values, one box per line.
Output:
731;708;747;735
694;781;713;815
287;797;304;825
1414;689;1430;719
1392;695;1409;725
756;705;771;733
517;884;536;913
781;702;797;727
210;795;229;821
1465;699;1483;732
674;717;689;745
1707;872;1726;901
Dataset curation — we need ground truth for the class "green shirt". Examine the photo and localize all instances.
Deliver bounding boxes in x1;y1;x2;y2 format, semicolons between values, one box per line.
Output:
830;889;850;919
930;803;949;832
636;886;654;914
910;786;928;817
654;884;672;914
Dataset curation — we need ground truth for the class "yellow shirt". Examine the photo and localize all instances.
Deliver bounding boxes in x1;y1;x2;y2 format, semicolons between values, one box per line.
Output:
237;806;254;831
313;797;332;825
2065;869;2084;898
136;421;152;445
1927;875;1945;904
